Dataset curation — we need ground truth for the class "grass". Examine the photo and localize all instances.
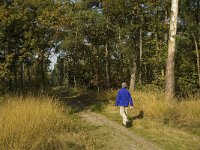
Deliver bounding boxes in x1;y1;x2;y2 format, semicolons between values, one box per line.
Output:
99;90;200;150
1;88;200;150
0;92;149;150
51;87;200;150
0;95;106;150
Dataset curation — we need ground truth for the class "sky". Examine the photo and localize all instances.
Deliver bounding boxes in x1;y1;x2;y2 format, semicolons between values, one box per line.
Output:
49;54;58;70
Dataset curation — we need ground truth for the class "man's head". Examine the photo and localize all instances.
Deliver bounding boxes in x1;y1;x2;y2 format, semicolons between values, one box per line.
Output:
122;82;127;88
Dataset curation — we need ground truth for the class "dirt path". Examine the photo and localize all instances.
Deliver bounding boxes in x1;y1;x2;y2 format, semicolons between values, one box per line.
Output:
79;111;162;150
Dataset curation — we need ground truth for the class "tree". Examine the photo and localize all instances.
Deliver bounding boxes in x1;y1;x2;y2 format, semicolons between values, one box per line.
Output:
0;0;70;90
165;0;179;100
1;0;200;95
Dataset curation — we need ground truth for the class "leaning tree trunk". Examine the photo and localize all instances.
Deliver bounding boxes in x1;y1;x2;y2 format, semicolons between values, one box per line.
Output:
165;0;179;100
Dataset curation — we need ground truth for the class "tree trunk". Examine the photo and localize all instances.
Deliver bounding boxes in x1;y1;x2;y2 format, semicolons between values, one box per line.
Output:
96;46;100;90
118;27;125;83
64;58;69;88
13;63;17;89
144;64;147;83
41;57;45;86
130;56;137;91
165;0;179;100
20;62;24;89
130;34;138;92
163;3;168;80
37;60;40;83
138;24;143;85
164;2;168;41
74;76;77;87
196;0;200;87
73;27;78;87
193;35;200;87
73;58;77;87
105;43;110;88
27;64;31;85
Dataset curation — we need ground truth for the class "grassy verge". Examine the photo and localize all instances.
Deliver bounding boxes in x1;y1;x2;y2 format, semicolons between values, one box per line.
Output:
0;95;111;150
95;90;200;150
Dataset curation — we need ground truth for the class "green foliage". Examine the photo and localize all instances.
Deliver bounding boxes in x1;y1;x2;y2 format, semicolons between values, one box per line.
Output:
0;0;200;95
0;0;71;90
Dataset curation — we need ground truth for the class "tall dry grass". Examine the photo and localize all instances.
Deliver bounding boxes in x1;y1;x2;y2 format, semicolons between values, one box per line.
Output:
103;90;200;150
133;91;200;133
105;90;200;134
0;95;95;150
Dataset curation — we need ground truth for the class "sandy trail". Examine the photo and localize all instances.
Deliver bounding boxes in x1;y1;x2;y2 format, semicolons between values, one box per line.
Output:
79;111;162;150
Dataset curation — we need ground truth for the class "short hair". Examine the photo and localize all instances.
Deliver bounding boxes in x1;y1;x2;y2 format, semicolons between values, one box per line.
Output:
122;82;127;88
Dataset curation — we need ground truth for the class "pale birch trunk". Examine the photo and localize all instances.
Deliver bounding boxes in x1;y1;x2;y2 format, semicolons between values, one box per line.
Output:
165;0;179;100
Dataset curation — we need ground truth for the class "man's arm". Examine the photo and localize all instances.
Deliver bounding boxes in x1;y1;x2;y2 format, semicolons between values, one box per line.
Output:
116;91;120;106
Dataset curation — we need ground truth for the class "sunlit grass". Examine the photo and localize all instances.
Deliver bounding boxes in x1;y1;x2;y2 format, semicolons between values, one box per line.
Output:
2;89;199;150
0;95;96;150
133;91;200;133
101;90;200;150
105;90;200;134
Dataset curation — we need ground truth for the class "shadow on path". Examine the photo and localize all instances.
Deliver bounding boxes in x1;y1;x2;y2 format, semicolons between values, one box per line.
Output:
132;110;144;120
126;111;144;128
58;91;109;113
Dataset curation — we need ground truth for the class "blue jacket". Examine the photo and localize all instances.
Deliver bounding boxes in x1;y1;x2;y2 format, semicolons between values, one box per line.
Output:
116;88;133;107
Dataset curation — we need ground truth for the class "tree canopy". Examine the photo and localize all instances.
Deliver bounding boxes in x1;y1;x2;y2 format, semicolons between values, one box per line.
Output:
0;0;199;96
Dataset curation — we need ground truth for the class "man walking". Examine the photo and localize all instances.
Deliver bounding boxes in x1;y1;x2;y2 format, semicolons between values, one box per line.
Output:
116;82;133;127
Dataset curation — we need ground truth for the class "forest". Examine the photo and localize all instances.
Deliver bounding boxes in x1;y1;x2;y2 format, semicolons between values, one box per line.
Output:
0;1;200;150
0;0;200;98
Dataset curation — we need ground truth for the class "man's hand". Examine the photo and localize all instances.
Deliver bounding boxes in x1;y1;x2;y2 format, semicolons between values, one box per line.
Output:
130;106;133;109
